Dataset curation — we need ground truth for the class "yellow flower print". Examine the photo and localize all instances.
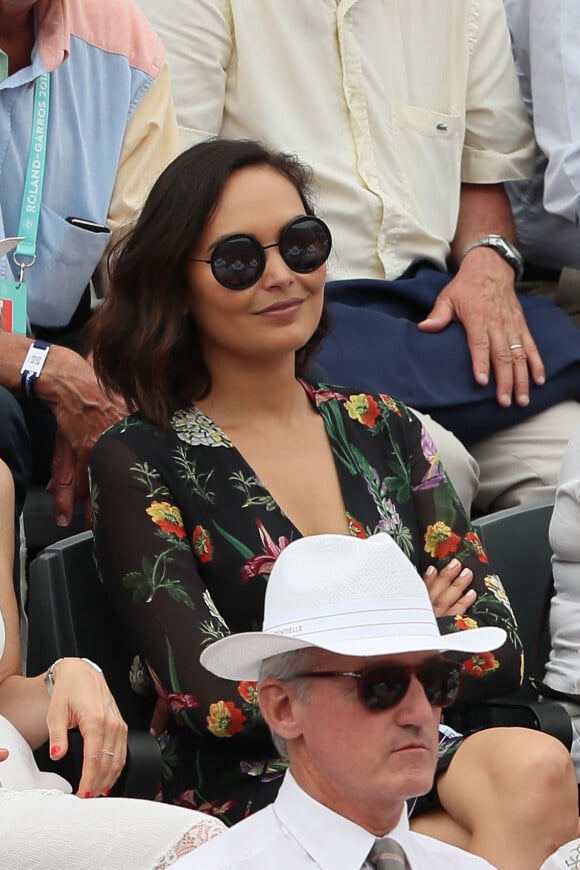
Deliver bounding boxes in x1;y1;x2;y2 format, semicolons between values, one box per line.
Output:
344;394;380;427
146;501;186;539
206;700;247;737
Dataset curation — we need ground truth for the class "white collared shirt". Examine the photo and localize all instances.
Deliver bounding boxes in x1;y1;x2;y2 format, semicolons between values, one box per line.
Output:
136;0;533;282
503;0;580;270
171;772;496;869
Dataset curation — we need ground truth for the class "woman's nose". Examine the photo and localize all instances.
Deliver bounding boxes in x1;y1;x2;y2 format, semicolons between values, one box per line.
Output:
261;245;294;287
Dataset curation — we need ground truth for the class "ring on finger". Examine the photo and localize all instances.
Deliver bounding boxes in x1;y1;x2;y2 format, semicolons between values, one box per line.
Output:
509;343;523;351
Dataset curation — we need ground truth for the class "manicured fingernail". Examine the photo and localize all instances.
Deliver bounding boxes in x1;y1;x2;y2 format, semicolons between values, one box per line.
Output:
500;394;511;407
537;375;545;385
518;394;529;406
424;566;436;577
50;745;61;757
459;568;471;578
477;373;488;385
104;789;111;796
56;515;68;527
83;792;91;799
448;558;460;569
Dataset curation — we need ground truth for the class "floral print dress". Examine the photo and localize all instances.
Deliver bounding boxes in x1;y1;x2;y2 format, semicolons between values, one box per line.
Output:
90;382;522;826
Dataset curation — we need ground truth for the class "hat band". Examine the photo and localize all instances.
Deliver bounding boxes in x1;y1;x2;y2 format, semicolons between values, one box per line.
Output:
265;596;439;642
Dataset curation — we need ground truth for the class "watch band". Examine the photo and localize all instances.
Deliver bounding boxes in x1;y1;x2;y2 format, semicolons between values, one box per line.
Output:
461;234;524;281
20;339;50;398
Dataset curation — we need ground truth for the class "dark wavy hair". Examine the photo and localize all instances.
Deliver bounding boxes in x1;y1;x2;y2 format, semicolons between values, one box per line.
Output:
91;138;329;427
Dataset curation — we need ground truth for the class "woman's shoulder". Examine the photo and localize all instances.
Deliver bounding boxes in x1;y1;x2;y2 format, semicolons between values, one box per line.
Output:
306;381;414;423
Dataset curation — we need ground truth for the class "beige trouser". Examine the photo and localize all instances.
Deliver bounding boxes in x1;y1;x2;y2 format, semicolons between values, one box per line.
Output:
414;401;580;517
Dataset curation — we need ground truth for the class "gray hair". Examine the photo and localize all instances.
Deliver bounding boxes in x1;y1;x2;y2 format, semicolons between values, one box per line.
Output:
258;647;315;759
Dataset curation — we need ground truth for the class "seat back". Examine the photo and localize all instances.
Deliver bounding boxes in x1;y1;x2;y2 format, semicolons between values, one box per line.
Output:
472;502;554;683
27;531;160;796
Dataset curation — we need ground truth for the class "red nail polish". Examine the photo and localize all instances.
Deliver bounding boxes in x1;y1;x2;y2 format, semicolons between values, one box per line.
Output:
104;789;111;796
50;745;61;757
83;792;91;799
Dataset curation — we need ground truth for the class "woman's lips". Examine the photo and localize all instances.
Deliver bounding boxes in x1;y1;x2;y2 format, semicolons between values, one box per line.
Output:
255;297;305;315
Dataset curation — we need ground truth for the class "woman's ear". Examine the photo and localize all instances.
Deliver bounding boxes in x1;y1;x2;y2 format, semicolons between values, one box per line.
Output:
258;678;305;744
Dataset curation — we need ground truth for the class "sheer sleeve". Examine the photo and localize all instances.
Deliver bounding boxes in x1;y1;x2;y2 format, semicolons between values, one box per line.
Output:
90;426;266;748
406;410;523;703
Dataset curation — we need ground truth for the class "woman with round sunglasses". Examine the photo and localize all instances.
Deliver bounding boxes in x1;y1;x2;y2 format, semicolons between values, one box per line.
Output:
89;139;578;862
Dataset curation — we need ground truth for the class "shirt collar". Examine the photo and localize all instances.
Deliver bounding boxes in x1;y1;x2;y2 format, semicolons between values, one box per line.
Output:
36;0;69;73
274;771;409;870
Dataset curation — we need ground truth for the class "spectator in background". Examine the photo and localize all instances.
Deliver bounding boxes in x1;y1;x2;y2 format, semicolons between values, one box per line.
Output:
138;0;580;517
0;0;178;598
503;0;580;327
538;424;580;779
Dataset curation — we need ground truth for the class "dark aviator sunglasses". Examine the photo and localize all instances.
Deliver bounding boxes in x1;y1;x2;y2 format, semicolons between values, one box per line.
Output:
188;215;332;290
292;660;463;711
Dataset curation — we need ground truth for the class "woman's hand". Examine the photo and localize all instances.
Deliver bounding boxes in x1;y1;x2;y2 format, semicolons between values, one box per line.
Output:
46;658;127;797
424;558;476;617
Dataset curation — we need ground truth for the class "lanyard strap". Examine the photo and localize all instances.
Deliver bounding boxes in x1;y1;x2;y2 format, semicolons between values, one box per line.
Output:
14;73;50;269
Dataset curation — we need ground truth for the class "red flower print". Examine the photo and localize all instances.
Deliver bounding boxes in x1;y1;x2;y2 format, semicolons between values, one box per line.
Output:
145;501;186;539
147;664;200;713
207;700;247;737
238;681;259;705
465;531;489;564
240;519;290;583
379;394;403;416
463;652;500;677
192;525;214;563
344;393;380;427
346;513;367;539
424;521;461;559
453;615;478;631
166;692;200;713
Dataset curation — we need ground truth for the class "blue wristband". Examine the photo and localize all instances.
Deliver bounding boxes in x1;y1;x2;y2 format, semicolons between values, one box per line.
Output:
20;339;50;398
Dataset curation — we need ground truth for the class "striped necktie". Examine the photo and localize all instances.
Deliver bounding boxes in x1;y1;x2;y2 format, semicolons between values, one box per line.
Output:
368;836;410;869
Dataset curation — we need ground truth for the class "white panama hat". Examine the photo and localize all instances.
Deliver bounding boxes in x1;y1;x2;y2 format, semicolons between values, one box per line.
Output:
201;532;506;681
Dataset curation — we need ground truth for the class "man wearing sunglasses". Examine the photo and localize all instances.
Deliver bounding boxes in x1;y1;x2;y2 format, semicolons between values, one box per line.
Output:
172;532;503;869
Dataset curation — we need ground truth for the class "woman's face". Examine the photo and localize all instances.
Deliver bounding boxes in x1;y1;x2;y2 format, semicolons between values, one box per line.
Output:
186;165;326;370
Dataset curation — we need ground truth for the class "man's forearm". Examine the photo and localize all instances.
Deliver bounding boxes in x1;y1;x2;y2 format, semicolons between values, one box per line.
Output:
0;329;80;403
450;182;516;268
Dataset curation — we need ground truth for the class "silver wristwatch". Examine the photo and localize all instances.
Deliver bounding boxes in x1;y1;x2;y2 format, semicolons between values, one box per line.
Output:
461;234;524;281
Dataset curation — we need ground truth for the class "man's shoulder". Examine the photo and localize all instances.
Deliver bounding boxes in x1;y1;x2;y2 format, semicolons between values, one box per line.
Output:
412;830;497;869
64;0;165;77
175;805;281;869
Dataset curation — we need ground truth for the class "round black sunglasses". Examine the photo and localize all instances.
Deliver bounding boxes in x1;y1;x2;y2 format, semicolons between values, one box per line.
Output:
292;660;463;711
188;215;332;290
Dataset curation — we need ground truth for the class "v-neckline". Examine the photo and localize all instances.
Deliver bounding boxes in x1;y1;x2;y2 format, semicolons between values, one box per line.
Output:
171;381;352;539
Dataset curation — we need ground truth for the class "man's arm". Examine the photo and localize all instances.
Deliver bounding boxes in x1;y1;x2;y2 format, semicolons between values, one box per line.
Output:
136;0;232;150
45;64;179;524
419;182;545;407
0;329;127;526
528;0;580;226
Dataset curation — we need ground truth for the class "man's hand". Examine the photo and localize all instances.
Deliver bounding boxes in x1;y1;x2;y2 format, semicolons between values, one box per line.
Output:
418;246;545;407
42;347;127;526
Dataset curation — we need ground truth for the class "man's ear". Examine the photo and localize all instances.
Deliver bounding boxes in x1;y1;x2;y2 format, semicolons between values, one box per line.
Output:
258;678;305;742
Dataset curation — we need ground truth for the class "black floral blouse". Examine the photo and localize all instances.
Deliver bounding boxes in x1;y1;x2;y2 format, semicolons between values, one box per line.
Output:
90;382;522;825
